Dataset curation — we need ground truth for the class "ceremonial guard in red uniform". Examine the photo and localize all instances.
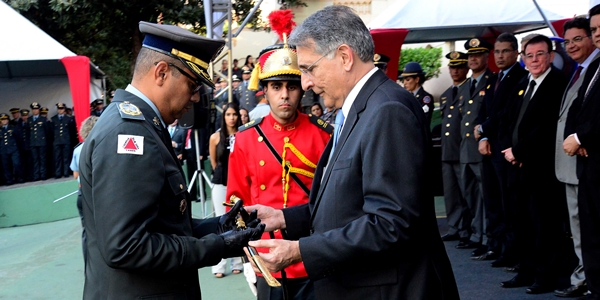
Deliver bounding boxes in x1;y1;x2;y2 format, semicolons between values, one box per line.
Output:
226;12;332;299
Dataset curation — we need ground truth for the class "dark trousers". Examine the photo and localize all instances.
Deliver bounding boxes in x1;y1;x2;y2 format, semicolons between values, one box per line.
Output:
257;276;315;300
20;150;33;182
579;163;600;296
31;145;47;180
481;156;504;253
53;144;71;178
516;174;571;286
1;151;22;184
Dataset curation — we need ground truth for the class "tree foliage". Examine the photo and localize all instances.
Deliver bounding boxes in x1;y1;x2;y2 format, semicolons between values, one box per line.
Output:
4;0;281;91
398;46;443;80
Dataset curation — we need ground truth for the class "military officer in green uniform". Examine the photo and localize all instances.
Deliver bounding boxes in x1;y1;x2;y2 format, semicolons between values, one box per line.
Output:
455;38;494;255
78;21;264;299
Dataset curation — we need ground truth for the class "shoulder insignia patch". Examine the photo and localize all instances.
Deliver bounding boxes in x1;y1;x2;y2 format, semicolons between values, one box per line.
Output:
238;117;263;132
423;96;432;104
308;114;334;134
117;134;144;155
118;102;144;121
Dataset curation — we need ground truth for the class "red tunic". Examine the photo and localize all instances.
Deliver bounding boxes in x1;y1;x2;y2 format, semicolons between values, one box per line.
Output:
226;112;330;279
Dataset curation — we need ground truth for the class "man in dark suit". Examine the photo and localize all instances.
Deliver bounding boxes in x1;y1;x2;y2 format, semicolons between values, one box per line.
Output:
28;102;49;181
168;119;185;160
440;51;471;242
244;6;459;300
563;5;600;299
473;33;528;263
554;17;599;298
78;21;263;299
499;35;570;294
455;38;494;254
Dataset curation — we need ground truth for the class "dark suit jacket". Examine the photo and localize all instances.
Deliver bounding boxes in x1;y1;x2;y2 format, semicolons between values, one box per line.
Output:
478;64;528;162
566;58;600;179
282;70;459;300
170;124;186;157
79;90;224;299
500;67;568;184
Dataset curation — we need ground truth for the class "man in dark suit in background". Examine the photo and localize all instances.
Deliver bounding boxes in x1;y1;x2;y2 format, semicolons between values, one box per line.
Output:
244;6;459;300
440;51;471;242
554;17;599;298
473;33;528;263
499;35;570;295
563;5;600;299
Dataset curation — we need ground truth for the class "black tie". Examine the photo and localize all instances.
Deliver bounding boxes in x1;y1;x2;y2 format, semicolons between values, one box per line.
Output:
494;71;504;92
452;86;458;100
470;79;477;96
512;80;536;145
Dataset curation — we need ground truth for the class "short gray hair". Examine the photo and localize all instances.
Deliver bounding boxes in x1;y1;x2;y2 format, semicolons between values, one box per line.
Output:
80;115;99;140
289;5;374;63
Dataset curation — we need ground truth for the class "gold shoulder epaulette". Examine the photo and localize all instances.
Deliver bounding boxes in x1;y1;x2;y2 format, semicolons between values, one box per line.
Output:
238;117;263;132
117;101;144;121
308;114;333;134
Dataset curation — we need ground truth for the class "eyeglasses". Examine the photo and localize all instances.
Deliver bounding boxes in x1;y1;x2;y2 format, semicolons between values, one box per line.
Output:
562;36;590;47
299;46;338;77
154;62;202;94
523;51;549;61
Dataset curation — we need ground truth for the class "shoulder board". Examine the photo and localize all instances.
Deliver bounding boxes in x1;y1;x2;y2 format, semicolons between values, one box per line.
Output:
308;114;334;134
238;117;263;132
117;102;144;121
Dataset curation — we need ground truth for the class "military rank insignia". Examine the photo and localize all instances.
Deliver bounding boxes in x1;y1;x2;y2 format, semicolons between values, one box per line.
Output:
423;96;431;104
487;84;491;89
119;102;141;116
479;90;485;97
518;90;524;96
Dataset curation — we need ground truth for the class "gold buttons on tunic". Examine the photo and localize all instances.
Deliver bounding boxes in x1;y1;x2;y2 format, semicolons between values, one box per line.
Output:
180;184;184;190
450;106;454;109
467;111;471;115
284;137;290;143
446;124;450;127
466;133;471;137
465;122;470;126
260;184;266;190
445;132;450;136
468;100;473;104
258;136;263;142
448;114;452;118
259;160;265;166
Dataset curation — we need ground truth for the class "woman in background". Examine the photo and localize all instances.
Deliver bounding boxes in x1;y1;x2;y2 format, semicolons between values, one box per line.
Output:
208;102;243;278
244;55;255;71
239;108;250;124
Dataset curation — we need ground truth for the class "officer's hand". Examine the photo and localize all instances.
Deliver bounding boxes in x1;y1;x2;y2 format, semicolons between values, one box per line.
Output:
220;224;265;258
218;200;244;234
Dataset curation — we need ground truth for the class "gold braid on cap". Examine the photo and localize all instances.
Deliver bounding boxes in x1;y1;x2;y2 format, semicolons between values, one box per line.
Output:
249;33;302;91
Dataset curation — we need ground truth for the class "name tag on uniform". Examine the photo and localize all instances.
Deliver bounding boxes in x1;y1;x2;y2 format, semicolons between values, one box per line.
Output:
117;135;144;155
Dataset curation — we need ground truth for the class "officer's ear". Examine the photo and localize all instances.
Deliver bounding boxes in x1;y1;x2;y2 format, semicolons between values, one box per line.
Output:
153;61;169;86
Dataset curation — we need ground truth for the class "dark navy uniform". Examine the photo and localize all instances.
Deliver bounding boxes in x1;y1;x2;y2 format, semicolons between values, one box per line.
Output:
237;73;258;111
9;108;21;126
0;114;23;185
415;86;434;125
29;107;49;181
17;109;32;182
51;103;76;178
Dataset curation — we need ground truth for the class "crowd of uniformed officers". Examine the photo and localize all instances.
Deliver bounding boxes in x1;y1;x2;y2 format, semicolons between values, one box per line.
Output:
435;8;600;298
0;102;78;186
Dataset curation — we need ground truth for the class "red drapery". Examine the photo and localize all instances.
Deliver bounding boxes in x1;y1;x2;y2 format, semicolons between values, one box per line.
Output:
60;56;91;142
370;29;409;80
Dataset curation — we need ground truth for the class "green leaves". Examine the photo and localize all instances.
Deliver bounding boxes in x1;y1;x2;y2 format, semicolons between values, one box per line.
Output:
398;47;442;81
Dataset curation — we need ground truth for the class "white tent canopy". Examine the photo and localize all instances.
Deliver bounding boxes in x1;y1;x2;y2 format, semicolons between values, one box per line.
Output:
368;0;570;43
0;1;104;115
